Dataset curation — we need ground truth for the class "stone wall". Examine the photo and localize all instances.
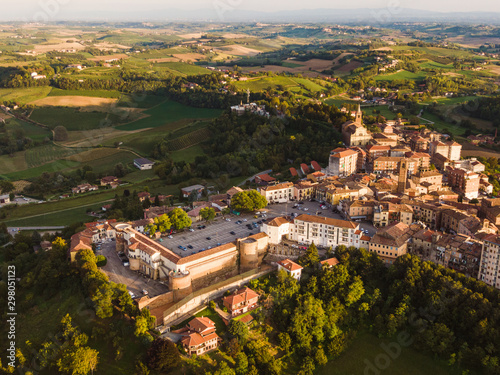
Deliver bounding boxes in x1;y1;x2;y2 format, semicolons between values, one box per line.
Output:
162;267;274;327
137;290;174;310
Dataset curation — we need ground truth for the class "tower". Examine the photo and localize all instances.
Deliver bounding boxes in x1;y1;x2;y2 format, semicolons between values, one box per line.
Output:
247;88;250;104
355;104;362;125
398;159;408;194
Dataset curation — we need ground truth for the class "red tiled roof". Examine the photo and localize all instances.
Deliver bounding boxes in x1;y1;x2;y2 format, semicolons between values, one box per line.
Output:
289;167;298;176
256;173;276;182
223;287;259;307
278;258;303;271
321;257;339;267
311;161;321;171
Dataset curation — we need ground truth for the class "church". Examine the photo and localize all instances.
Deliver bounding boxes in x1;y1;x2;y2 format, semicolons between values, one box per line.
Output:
341;105;372;146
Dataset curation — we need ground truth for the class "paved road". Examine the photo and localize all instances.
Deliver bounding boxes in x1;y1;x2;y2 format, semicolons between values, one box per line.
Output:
99;239;169;298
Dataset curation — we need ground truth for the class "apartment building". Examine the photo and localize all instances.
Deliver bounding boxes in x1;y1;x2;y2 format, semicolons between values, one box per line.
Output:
448;168;480;200
328;148;359;177
289;214;360;248
259;182;294;203
478;234;500;289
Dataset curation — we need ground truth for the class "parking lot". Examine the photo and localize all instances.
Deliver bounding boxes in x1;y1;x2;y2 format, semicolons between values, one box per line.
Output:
98;239;169;298
157;199;377;257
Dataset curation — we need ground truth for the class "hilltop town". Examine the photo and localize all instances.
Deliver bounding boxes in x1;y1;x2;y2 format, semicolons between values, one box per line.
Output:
2;18;500;375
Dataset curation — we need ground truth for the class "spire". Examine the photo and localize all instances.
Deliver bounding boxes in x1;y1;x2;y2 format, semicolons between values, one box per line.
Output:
355;104;362;125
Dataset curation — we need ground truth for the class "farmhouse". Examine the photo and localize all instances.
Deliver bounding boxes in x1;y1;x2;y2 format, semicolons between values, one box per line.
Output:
177;317;220;356
0;194;11;205
134;158;155;170
223;287;260;317
71;183;98;194
277;259;303;281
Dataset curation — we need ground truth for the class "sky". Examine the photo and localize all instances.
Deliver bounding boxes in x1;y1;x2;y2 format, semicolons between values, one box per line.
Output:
2;0;500;21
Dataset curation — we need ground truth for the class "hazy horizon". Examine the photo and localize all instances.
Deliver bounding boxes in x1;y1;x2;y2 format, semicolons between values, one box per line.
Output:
1;0;500;22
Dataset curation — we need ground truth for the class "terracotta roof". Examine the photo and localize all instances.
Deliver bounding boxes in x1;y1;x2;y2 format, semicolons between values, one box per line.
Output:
256;173;276;182
294;214;358;229
261;182;293;191
321;257;339;267
289;167;298;176
311;161;321;171
188;317;216;334
223;287;259;307
300;163;310;173
278;259;303;272
266;217;290;227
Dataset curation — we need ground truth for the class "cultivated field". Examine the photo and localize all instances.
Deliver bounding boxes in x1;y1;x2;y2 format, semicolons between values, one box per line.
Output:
31;96;119;110
214;45;261;56
87;53;129;61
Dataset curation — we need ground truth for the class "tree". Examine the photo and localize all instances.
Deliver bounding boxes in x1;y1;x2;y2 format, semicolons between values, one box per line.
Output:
235;352;249;375
200;207;216;222
278;332;291;353
146;338;180;371
231;190;267;212
168;208;192;230
57;346;99;375
0;180;14;194
299;243;320;268
228;320;249;343
53;126;69;141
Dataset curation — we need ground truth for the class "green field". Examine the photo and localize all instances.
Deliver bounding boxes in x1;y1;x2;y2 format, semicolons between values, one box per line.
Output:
154;62;211;76
48;88;123;98
317;332;464;375
170;144;205;163
419;61;455;70
25;144;81;167
30;107;126;130
117;94;167;109
4;117;52;141
3;159;81;180
115;100;221;131
234;76;302;92
374;70;427;81
0;86;52;104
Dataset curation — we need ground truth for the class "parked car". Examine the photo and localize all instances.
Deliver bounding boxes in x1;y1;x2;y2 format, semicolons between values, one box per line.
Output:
206;237;211;240
129;291;136;298
216;243;221;246
189;228;194;232
167;235;173;239
142;289;149;295
187;245;193;249
230;231;236;235
122;260;129;267
242;219;248;222
225;218;231;221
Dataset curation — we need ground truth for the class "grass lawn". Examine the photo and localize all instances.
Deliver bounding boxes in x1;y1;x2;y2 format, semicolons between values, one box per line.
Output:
316;332;464;375
171;307;227;333
170;144;205;163
116;100;221;131
419;110;465;136
0;86;52;104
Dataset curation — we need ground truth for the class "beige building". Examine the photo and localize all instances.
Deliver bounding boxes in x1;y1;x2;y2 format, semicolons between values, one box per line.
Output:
329;148;359;177
368;222;417;265
429;141;462;161
259;182;294;203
